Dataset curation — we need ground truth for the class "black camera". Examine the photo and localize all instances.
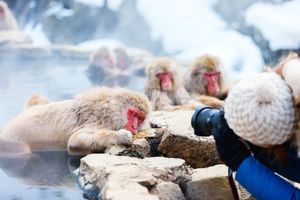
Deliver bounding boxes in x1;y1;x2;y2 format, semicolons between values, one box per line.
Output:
191;105;226;137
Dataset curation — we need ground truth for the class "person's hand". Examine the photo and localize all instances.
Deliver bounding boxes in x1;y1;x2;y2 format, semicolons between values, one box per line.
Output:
211;109;251;171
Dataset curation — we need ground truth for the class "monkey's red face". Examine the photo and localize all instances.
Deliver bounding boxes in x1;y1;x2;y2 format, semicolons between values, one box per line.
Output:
124;107;145;134
116;55;129;70
156;71;173;91
104;55;114;67
204;71;220;96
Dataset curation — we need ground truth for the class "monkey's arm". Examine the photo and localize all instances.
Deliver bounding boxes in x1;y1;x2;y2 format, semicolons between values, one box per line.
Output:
147;89;173;111
67;128;132;156
174;87;192;105
194;95;224;109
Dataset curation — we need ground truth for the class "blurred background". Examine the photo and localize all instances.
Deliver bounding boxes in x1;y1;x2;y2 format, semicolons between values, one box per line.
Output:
4;0;299;64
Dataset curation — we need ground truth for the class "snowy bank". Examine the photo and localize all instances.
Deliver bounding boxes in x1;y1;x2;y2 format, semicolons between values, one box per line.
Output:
245;0;300;51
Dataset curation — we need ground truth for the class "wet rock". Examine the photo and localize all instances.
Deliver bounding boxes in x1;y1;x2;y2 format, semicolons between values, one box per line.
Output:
150;182;186;200
0;45;91;61
51;44;91;60
0;31;32;47
77;154;192;200
150;111;221;168
183;165;235;200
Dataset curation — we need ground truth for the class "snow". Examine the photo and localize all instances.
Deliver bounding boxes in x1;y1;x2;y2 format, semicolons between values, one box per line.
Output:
245;0;300;51
45;1;74;18
137;0;225;53
24;23;51;46
137;0;264;80
77;38;125;51
74;0;124;10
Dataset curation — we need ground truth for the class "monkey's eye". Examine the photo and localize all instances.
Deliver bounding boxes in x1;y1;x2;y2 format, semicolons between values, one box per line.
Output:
138;116;145;121
131;112;138;118
204;71;220;77
156;72;172;79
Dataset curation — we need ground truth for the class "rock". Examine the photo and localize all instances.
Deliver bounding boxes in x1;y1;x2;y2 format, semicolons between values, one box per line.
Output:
77;154;192;200
101;179;159;200
51;44;91;60
184;165;234;200
150;111;221;168
0;45;91;61
0;31;32;47
105;138;151;158
130;139;151;156
150;182;186;200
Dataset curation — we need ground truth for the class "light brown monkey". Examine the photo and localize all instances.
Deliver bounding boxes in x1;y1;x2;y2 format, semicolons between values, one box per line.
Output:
0;138;31;156
114;47;132;71
0;87;151;156
273;52;300;99
272;53;300;156
24;94;50;109
89;47;115;75
184;55;228;108
0;1;18;31
145;57;198;111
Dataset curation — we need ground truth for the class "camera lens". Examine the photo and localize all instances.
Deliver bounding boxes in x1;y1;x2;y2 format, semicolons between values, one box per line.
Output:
191;106;214;136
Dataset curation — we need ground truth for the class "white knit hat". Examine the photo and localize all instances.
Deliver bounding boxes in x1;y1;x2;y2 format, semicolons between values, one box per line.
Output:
224;72;296;146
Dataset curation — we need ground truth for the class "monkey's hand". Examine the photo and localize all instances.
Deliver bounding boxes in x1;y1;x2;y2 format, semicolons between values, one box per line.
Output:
195;95;224;109
115;129;133;147
68;128;133;156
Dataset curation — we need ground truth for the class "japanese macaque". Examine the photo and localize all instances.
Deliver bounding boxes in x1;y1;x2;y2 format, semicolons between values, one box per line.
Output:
272;53;300;156
89;47;114;73
114;47;132;71
145;57;198;111
0;139;31;156
184;55;228;108
0;1;18;31
0;87;151;156
273;53;300;100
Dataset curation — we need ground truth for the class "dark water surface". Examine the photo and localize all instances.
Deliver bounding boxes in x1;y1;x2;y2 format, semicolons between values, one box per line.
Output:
0;60;146;200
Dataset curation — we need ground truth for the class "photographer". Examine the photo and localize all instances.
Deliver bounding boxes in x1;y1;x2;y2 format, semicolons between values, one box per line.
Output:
192;73;300;200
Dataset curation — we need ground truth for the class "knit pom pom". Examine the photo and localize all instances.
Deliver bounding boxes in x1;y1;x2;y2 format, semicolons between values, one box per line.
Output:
254;79;276;103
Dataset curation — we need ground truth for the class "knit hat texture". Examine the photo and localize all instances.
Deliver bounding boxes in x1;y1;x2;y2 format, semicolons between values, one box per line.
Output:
224;72;295;146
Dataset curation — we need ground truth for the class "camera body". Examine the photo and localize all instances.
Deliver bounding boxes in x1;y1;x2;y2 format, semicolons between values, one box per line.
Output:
191;105;226;137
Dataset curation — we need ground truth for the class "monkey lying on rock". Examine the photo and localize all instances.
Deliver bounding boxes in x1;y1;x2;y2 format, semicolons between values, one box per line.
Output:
0;87;151;156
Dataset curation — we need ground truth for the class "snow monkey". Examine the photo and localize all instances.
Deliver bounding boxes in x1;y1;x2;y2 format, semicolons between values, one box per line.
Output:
114;47;132;71
0;87;151;156
272;52;300;156
89;47;115;75
184;55;228;108
145;57;199;111
0;1;18;31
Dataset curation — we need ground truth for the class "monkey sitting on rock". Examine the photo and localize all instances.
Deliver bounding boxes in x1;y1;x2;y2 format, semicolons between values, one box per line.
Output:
145;57;200;111
184;55;229;108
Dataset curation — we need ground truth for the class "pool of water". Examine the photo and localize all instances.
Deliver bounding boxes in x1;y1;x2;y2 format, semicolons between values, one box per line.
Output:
0;59;146;200
0;151;83;200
